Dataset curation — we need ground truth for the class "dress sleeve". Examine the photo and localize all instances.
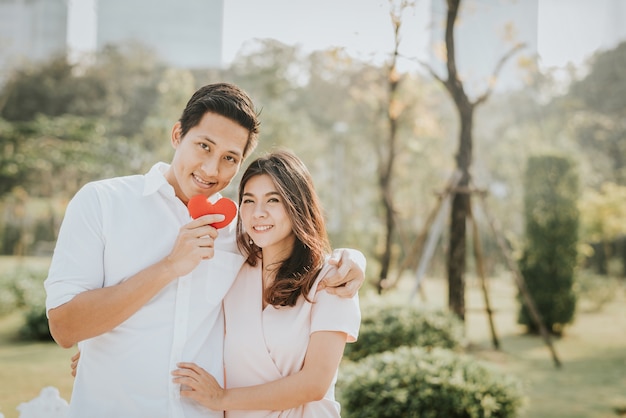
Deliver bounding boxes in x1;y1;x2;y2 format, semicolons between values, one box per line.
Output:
310;268;361;343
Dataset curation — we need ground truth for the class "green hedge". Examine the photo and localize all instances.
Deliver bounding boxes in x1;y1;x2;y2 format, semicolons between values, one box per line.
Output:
339;346;525;418
519;154;579;334
344;303;465;362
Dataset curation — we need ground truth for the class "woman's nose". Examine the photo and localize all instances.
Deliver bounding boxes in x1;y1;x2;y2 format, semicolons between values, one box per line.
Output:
253;203;267;218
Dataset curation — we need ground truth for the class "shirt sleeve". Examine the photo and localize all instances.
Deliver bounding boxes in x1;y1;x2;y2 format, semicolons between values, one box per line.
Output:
44;182;106;314
310;267;361;343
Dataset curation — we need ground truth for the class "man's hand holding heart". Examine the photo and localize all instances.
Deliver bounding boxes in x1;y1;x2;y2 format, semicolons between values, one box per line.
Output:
163;196;237;278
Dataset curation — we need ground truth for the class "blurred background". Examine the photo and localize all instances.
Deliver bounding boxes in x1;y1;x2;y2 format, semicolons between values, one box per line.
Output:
1;1;625;417
1;0;625;280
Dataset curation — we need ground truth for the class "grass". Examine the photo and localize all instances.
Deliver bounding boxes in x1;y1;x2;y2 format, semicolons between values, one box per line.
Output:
0;255;625;417
0;256;74;418
407;273;626;418
0;312;74;418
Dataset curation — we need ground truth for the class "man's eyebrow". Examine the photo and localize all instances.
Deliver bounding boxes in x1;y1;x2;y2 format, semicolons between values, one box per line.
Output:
199;136;243;158
227;149;243;159
197;135;216;148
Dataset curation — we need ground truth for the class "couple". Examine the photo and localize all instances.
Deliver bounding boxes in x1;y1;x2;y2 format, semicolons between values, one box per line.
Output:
45;83;364;417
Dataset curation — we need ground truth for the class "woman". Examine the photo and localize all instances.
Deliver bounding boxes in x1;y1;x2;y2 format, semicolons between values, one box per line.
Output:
172;150;361;417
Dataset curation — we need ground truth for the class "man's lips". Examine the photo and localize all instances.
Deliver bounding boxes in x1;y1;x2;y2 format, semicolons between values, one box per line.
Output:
192;173;212;186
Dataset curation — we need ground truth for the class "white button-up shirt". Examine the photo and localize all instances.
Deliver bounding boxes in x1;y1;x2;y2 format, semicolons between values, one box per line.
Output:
45;162;244;418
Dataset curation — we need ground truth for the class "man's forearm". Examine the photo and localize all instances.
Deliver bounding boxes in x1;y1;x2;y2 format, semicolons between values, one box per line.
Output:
48;258;177;348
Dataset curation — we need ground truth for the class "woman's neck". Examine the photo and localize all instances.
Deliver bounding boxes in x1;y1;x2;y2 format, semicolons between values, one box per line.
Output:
260;243;292;289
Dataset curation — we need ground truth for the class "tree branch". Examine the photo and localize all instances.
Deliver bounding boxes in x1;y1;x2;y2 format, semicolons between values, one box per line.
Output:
474;42;527;106
418;59;446;85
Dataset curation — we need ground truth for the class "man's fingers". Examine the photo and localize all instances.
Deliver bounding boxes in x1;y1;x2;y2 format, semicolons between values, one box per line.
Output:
325;263;353;288
336;260;352;280
324;280;355;297
328;249;342;266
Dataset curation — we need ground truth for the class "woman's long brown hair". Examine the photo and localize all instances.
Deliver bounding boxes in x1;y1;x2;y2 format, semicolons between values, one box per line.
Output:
236;150;331;307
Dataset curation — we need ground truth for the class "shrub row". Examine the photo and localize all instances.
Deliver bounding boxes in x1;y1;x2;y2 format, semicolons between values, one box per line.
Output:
343;303;465;361
338;301;525;418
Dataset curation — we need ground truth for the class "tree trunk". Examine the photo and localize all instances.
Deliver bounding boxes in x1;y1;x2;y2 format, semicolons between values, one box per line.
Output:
429;0;522;320
377;86;399;291
377;4;405;292
378;180;395;290
447;104;473;320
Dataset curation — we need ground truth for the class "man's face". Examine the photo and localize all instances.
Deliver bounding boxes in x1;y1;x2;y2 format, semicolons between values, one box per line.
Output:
166;112;249;204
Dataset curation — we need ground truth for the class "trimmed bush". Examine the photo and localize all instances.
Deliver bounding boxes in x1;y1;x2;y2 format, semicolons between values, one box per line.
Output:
518;155;579;334
343;302;465;362
339;346;525;418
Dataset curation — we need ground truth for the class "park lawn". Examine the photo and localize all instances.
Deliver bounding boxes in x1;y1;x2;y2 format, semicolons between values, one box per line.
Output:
0;312;74;418
417;274;626;418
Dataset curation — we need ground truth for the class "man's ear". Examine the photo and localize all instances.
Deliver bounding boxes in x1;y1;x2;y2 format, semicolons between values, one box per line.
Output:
171;122;183;147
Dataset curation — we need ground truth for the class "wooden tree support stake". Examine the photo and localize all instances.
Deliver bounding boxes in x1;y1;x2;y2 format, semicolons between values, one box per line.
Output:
475;191;563;369
468;203;500;350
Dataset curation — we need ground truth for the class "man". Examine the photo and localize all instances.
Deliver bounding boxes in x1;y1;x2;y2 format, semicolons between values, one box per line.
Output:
45;83;365;418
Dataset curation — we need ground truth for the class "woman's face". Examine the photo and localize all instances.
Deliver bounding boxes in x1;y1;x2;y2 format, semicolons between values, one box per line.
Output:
240;174;295;256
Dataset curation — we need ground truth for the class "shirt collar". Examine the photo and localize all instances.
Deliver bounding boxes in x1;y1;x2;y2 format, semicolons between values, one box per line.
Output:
143;162;175;197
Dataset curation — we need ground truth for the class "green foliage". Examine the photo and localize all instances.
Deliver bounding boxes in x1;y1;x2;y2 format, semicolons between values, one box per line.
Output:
90;43;166;137
0;45;167;201
339;346;525;418
1;115;104;201
0;264;52;341
19;303;52;341
574;271;621;312
0;54;107;121
0;265;46;316
0;118;30;197
565;41;626;185
569;41;626;115
0;222;22;256
518;154;579;334
344;302;465;362
579;182;626;243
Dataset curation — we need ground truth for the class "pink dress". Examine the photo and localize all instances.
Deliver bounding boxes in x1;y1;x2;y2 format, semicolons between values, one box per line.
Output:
223;262;361;418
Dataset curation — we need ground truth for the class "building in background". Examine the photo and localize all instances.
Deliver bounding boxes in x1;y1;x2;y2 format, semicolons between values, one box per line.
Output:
95;0;223;69
0;0;68;73
2;0;626;85
0;0;223;80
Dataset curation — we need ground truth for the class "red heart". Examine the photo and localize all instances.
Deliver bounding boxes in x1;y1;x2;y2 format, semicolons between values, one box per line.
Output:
187;195;237;229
